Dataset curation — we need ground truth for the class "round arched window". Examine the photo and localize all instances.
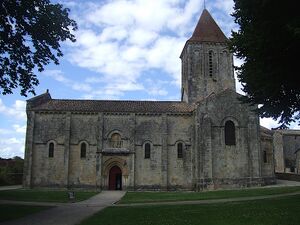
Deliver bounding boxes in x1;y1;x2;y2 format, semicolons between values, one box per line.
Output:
225;120;236;146
144;143;151;159
81;142;87;158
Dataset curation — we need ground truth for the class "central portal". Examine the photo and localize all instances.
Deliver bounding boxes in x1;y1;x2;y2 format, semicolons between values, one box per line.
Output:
109;166;122;190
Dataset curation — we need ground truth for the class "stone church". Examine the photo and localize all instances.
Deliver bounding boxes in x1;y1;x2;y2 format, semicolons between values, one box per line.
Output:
23;9;276;191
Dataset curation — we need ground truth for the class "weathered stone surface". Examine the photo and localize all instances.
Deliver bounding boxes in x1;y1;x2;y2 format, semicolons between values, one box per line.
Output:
273;130;300;174
23;9;276;191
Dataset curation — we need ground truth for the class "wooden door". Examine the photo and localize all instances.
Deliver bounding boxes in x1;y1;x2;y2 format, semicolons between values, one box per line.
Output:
109;166;122;190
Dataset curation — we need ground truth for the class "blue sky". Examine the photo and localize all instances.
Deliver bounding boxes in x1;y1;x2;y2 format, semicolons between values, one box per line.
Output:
0;0;298;158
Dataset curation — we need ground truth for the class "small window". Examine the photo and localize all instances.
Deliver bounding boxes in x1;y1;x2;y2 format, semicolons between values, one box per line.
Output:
225;120;236;146
145;143;151;159
81;143;86;158
177;143;183;158
49;143;54;158
263;150;267;163
208;51;213;77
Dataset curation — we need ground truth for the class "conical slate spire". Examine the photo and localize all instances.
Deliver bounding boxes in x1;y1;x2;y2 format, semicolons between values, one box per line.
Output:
189;9;228;43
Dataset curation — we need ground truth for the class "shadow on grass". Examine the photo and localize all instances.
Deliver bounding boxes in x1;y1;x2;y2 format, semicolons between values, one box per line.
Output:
0;189;100;203
80;194;300;225
119;186;300;204
0;204;52;222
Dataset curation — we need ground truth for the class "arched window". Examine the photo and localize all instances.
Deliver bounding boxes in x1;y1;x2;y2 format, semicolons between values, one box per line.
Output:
49;142;54;158
177;143;183;158
225;120;236;146
80;142;86;158
263;150;267;163
110;133;122;148
145;143;151;159
208;50;213;77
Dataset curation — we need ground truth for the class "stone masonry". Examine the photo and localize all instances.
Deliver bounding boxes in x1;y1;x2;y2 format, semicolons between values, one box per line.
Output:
23;9;276;191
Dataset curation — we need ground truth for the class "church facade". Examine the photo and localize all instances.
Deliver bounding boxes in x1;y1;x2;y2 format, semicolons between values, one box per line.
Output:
23;9;276;191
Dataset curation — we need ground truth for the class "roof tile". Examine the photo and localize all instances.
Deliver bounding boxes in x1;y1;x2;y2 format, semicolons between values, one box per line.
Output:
188;9;228;43
31;99;195;113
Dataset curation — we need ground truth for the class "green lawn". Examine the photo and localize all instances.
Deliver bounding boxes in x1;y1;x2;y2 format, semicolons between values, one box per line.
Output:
0;204;52;222
119;186;300;204
0;189;99;202
80;194;300;225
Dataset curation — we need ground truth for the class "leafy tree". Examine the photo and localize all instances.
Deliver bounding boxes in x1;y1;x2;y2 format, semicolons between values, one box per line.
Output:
230;0;300;128
0;157;24;185
0;0;77;96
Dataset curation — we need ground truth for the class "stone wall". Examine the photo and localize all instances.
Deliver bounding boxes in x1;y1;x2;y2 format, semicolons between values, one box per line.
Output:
181;42;235;103
273;131;284;172
166;115;193;190
273;130;300;173
26;111;194;190
260;128;275;177
195;89;273;189
31;113;67;187
283;134;300;172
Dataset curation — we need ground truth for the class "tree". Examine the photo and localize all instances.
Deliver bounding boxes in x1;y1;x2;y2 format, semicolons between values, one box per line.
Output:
229;0;300;128
0;157;24;185
0;0;77;96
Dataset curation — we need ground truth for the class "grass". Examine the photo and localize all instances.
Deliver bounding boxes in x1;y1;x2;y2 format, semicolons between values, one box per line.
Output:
0;204;52;222
119;186;300;204
0;189;99;202
80;194;300;225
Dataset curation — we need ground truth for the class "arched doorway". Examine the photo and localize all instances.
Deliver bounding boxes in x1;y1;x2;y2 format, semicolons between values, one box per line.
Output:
109;166;122;190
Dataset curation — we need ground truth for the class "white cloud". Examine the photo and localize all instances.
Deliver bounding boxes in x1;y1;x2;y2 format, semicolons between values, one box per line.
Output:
0;137;25;158
212;0;234;14
0;99;26;120
0;99;27;158
0;128;12;135
145;36;185;85
128;29;158;47
13;124;26;134
260;118;280;129
82;80;144;100
145;79;169;96
167;0;203;34
233;57;245;95
290;123;300;130
259;118;300;130
100;26;128;42
43;70;92;92
62;0;243;100
84;0;196;32
65;0;206;98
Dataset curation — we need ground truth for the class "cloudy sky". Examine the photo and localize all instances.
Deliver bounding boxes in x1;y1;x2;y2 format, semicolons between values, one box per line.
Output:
0;0;298;158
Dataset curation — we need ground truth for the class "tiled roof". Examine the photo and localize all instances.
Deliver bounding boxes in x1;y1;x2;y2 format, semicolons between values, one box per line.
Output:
31;99;195;113
188;9;228;43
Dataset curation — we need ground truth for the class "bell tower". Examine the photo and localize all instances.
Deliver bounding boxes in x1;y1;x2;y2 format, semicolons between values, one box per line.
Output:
181;9;235;103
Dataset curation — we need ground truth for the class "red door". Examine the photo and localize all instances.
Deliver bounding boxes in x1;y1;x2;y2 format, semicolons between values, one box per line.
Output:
109;166;122;190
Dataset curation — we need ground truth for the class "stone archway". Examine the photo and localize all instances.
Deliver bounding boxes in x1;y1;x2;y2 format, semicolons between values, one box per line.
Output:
109;165;122;190
103;157;129;190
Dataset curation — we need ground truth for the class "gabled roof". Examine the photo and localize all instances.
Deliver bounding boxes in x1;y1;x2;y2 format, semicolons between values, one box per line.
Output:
188;9;228;43
29;98;195;114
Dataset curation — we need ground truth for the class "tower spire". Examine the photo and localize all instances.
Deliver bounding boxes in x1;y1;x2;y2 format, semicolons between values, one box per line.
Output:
180;8;235;103
188;9;228;43
204;0;206;10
